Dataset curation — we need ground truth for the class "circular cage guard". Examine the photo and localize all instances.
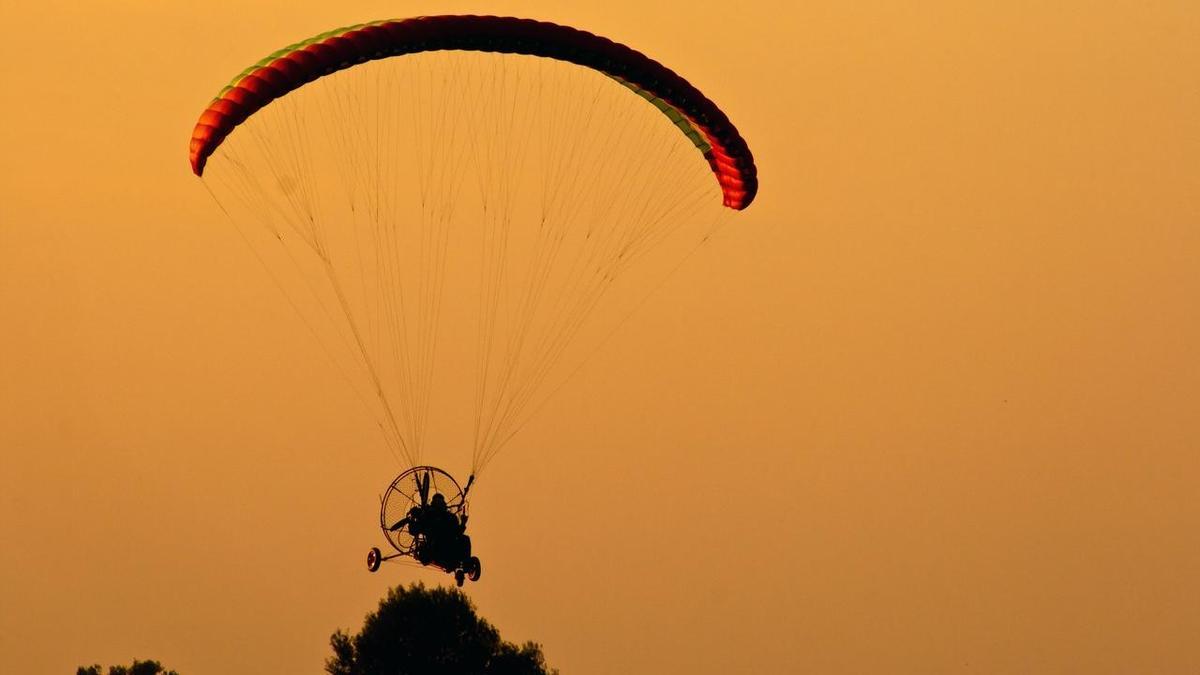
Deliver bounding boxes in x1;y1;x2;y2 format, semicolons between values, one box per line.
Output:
380;466;468;555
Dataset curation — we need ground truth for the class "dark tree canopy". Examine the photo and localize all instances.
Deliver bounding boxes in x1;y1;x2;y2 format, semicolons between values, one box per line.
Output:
77;660;178;675
327;583;556;675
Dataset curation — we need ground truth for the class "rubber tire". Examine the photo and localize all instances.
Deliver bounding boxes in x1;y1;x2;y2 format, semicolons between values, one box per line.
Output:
467;556;482;582
455;569;466;587
367;547;382;573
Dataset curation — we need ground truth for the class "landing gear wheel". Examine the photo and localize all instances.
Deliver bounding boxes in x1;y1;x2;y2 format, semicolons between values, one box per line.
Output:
466;556;482;582
454;569;466;587
366;547;382;573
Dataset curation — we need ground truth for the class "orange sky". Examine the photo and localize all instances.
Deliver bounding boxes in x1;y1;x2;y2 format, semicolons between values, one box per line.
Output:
2;1;1198;673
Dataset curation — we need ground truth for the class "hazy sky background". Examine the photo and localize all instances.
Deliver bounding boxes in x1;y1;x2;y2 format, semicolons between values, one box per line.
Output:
2;1;1198;673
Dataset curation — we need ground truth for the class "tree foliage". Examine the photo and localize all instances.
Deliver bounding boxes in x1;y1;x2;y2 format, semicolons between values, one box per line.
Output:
327;583;556;675
76;660;178;675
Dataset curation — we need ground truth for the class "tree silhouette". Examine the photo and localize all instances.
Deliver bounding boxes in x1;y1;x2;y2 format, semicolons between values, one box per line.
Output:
327;583;556;675
76;660;178;675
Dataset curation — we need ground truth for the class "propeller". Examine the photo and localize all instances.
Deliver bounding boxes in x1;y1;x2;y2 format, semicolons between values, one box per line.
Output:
417;470;431;506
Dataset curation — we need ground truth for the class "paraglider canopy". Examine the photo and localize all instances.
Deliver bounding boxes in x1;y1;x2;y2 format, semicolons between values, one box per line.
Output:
189;15;757;209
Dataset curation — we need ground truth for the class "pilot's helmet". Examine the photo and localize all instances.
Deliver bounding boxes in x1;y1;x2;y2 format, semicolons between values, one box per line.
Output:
431;493;447;507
